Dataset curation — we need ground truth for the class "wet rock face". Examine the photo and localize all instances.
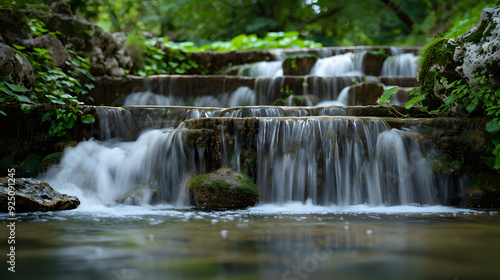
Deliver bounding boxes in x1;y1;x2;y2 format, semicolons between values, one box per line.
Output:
418;6;500;113
282;54;318;75
454;7;500;84
363;52;388;76
33;34;67;68
0;177;80;212
22;8;134;77
347;82;384;105
0;8;33;47
188;169;260;211
0;43;35;89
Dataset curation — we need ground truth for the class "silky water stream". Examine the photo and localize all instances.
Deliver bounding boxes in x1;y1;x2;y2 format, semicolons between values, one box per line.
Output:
3;108;499;280
3;49;500;280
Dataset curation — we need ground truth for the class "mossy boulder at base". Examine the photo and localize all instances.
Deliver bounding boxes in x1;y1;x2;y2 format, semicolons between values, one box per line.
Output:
188;169;260;210
0;177;80;212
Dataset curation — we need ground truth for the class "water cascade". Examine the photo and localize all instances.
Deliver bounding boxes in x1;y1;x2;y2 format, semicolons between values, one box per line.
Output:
42;46;444;209
310;52;366;76
380;53;418;77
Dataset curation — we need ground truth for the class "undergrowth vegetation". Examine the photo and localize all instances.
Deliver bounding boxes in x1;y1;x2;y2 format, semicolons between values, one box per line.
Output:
1;17;95;139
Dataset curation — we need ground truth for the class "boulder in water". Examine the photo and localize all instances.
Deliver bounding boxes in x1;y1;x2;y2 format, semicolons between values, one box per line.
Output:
188;169;260;211
0;177;80;212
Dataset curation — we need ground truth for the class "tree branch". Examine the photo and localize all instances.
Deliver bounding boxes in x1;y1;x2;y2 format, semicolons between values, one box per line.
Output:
379;0;414;29
296;7;343;30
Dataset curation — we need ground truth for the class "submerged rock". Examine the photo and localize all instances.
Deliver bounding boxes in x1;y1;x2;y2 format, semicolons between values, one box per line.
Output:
188;169;260;211
0;177;80;212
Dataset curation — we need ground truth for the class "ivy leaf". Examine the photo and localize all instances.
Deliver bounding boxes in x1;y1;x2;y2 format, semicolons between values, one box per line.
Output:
404;94;425;110
377;86;398;105
5;81;29;92
14;94;31;103
81;114;95;124
465;103;476;113
486;120;500;133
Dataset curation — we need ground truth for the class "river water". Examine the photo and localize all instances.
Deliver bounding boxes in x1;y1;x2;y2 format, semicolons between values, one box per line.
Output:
3;204;500;280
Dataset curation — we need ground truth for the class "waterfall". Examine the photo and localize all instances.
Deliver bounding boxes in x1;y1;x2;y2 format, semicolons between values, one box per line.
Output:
96;106;216;141
380;53;418;77
256;118;437;206
309;52;366;76
46;114;440;207
238;61;284;76
43;129;200;206
124;86;256;107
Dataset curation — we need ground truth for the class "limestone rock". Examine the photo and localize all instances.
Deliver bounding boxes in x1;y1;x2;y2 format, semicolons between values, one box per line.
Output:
417;6;500;113
0;42;35;89
50;1;73;16
38;12;134;76
346;82;384;106
363;51;388;76
0;8;33;47
0;177;80;212
33;34;67;68
282;54;318;75
454;7;500;84
188;169;260;210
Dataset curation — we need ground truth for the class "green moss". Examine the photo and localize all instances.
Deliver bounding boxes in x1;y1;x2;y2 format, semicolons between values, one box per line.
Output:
466;21;488;44
284;53;319;61
367;49;389;58
207;179;230;190
236;177;260;200
188;174;209;191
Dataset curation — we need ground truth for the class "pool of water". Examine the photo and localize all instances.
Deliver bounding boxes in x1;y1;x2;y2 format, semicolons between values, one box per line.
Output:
2;204;500;280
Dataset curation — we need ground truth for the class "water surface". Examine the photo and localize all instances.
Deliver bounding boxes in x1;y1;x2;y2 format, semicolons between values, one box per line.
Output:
3;204;500;280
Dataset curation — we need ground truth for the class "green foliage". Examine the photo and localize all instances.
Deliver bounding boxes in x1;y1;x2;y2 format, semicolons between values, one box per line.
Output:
444;0;500;40
280;85;293;97
236;177;260;200
4;17;96;138
405;36;500;171
0;76;32;116
164;31;322;52
377;86;398;105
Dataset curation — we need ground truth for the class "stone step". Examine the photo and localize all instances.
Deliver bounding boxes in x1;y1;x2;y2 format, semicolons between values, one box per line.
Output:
189;46;420;74
90;75;418;106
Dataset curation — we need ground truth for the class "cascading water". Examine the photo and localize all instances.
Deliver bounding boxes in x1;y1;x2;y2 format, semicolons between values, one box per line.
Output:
43;129;202;207
96;106;217;140
44;111;441;208
238;61;284;76
310;52;366;76
256;117;438;206
380;53;418;77
124;86;256;107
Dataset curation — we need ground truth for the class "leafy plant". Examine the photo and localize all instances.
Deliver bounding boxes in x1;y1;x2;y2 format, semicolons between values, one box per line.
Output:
0;76;32;116
163;31;322;52
5;17;96;138
376;86;408;118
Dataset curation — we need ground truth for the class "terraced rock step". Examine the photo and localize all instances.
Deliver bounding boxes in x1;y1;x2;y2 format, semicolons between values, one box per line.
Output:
90;75;418;106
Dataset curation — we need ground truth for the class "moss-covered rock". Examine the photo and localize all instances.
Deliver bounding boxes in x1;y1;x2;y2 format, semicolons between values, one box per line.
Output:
188;169;260;210
415;6;500;114
0;177;80;212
